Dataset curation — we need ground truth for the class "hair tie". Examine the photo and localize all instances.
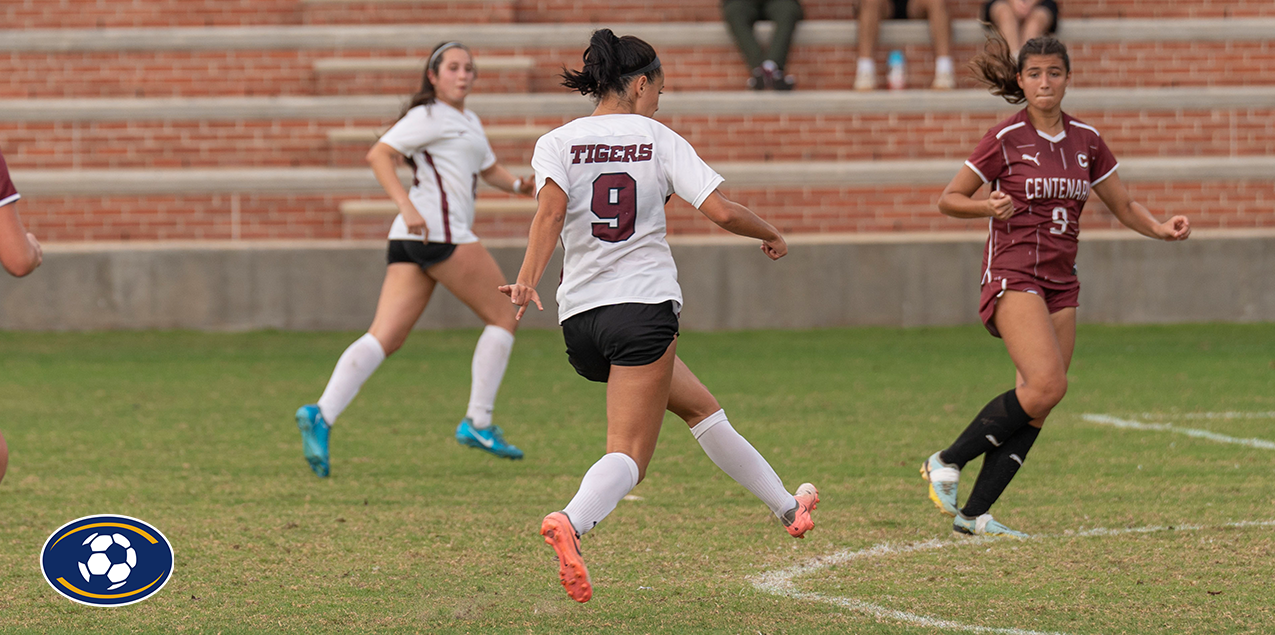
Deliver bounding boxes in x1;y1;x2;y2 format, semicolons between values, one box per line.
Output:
621;56;661;78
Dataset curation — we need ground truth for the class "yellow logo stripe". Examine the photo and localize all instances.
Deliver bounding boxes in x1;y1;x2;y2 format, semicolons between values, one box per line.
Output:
56;572;165;600
51;523;159;549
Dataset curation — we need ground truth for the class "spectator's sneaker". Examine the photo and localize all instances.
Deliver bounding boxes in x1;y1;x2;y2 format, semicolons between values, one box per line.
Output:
953;513;1029;539
541;512;592;603
854;71;876;91
920;451;960;516
295;404;330;478
774;73;796;91
932;67;956;90
747;67;767;90
782;482;819;538
455;418;524;459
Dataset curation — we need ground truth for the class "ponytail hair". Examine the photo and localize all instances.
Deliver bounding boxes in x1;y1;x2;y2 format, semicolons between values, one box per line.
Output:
561;29;662;100
970;31;1070;105
400;41;473;118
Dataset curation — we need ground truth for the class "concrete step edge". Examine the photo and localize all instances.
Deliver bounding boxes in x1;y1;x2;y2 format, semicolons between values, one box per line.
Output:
11;156;1274;195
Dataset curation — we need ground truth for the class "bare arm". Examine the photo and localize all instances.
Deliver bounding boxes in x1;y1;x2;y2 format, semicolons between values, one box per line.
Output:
366;142;427;237
499;179;568;320
480;163;535;196
696;190;787;260
0;203;41;277
938;166;1015;221
1092;171;1190;241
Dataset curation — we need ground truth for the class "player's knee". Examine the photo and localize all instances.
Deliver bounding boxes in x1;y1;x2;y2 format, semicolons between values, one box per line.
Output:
1037;374;1068;409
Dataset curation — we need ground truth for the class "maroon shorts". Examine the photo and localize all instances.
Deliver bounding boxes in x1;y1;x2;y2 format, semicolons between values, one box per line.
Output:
978;272;1080;338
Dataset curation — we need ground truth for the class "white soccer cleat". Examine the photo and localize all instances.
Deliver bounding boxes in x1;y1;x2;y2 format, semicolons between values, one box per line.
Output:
952;513;1029;539
920;451;960;516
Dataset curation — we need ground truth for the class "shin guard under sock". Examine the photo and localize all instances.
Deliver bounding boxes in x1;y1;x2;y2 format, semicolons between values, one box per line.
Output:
961;424;1042;518
939;389;1033;469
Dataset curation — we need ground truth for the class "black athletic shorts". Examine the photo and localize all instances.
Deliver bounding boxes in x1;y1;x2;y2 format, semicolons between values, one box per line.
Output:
981;0;1058;34
561;301;680;383
387;240;457;271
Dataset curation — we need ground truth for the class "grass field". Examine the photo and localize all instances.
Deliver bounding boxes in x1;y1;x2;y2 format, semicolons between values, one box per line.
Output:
0;324;1272;634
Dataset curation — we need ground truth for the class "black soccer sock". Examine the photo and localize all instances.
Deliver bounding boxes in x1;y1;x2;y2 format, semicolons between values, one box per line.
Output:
938;389;1033;469
960;424;1042;518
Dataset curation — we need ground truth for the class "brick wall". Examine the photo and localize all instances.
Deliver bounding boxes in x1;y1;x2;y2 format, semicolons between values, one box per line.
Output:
5;109;1271;169
5;0;1271;29
5;40;1270;98
15;180;1274;242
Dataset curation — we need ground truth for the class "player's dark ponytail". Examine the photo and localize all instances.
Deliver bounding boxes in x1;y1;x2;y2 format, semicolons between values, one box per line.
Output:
971;30;1070;105
400;41;473;118
561;29;661;100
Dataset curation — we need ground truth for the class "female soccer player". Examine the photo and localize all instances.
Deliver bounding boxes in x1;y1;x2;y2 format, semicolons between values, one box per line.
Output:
0;146;43;484
502;29;818;603
296;42;534;477
920;35;1190;537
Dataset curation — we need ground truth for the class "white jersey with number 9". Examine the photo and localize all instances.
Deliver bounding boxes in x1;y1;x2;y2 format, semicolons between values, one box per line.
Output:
532;114;724;324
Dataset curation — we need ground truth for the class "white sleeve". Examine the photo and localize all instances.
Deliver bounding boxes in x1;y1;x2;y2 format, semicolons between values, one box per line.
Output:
481;138;498;171
657;126;724;209
378;106;443;155
531;133;568;196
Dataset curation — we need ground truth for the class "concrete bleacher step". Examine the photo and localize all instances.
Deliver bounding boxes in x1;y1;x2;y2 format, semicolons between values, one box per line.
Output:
11;156;1273;241
6;0;1271;29
3;88;1272;169
2;19;1272;97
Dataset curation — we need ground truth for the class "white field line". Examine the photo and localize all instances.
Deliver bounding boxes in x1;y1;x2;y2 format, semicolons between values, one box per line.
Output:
1141;411;1275;420
1082;414;1275;450
751;520;1275;635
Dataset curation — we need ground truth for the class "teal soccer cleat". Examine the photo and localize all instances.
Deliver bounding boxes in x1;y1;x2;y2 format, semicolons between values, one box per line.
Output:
920;451;961;517
953;513;1029;539
455;418;524;459
296;404;331;477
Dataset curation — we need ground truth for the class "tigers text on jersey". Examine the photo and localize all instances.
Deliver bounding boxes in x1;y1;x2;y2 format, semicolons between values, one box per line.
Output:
532;114;724;323
378;102;497;244
0;149;19;209
965;109;1119;286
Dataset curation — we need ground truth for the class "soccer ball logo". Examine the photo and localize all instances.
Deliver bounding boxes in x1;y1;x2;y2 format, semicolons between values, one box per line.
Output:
78;533;137;590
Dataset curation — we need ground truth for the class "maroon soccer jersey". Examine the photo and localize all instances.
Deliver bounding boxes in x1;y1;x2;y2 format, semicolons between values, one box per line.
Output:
965;109;1119;286
0;149;19;209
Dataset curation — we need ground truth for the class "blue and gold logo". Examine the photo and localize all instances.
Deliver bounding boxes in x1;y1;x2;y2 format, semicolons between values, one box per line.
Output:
40;515;174;607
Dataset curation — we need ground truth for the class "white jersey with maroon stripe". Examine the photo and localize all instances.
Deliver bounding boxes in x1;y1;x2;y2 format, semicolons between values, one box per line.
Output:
0;148;20;209
378;102;497;244
532;114;724;323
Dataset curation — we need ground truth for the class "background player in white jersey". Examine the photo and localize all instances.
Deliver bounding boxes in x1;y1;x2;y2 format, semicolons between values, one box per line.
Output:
919;34;1191;538
295;42;535;477
501;29;819;603
0;146;43;484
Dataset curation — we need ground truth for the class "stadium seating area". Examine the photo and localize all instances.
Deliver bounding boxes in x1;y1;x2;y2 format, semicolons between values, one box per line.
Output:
1;0;1272;241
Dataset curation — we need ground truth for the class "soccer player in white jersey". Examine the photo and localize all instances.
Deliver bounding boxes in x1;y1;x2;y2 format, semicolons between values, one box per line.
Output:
0;146;43;484
501;30;819;603
295;42;535;477
919;35;1191;538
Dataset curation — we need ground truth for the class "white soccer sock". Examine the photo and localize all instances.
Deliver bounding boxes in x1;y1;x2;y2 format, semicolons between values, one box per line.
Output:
316;333;386;425
465;325;515;429
562;452;640;536
691;410;797;519
935;55;954;75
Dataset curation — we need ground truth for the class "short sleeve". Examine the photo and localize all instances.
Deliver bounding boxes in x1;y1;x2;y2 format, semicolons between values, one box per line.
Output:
378;106;444;155
0;150;19;208
1089;134;1120;186
531;133;568;197
480;138;497;171
964;128;1005;184
657;127;724;209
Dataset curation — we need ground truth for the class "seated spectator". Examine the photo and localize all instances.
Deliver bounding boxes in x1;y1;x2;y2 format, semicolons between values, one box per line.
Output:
982;0;1058;53
722;0;804;90
855;0;954;90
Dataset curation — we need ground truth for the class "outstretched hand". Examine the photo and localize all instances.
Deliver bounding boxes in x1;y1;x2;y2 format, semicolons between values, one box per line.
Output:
498;283;543;320
1158;215;1191;241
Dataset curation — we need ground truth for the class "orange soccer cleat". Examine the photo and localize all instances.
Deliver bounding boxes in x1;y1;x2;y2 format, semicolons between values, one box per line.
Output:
783;483;819;538
540;512;592;603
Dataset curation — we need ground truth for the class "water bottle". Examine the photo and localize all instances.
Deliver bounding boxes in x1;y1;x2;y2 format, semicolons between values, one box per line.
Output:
887;50;906;90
